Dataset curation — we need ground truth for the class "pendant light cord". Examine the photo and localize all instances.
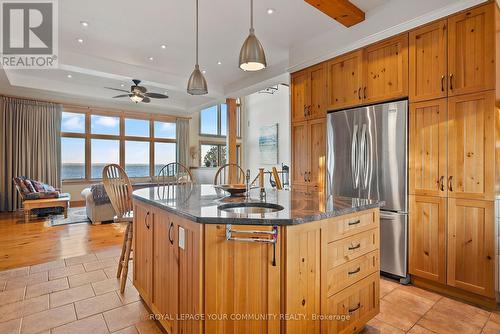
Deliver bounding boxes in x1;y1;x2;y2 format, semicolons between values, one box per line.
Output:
196;0;199;65
250;0;254;30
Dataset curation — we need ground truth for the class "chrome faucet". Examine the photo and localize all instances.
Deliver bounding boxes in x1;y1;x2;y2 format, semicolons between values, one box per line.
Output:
258;168;266;202
245;169;251;198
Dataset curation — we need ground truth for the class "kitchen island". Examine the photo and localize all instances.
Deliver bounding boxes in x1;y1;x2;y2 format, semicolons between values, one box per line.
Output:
132;184;382;334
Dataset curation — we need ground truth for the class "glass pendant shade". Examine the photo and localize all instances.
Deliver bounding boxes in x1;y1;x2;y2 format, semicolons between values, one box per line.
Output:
130;94;143;103
187;64;208;95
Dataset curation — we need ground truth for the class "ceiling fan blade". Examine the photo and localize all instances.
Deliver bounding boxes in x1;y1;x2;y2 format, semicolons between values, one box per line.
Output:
144;92;168;99
105;87;130;93
141;97;151;103
112;94;132;98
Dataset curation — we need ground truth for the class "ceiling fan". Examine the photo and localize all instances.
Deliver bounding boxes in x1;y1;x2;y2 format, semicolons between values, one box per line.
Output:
105;79;168;103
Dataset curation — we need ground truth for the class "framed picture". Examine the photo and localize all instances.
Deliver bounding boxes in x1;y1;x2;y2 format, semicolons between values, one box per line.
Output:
259;124;278;164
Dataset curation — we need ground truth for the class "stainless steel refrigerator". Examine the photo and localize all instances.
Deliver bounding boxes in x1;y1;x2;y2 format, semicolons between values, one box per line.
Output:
326;100;409;281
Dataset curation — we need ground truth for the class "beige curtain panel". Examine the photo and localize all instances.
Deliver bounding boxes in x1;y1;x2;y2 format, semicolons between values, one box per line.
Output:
176;118;190;168
0;96;62;211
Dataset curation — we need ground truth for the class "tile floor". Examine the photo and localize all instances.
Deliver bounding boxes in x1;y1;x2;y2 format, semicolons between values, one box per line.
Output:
1;247;499;334
0;246;162;334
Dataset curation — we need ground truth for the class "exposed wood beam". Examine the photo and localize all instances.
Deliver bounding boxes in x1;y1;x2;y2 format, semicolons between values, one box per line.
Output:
304;0;365;27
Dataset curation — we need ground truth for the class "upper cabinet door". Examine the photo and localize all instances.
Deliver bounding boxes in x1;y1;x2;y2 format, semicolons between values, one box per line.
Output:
291;121;309;187
409;20;448;102
447;91;495;201
364;34;409;104
309;63;328;119
291;70;310;123
308;118;326;192
327;50;364;111
409;99;448;197
448;3;495;96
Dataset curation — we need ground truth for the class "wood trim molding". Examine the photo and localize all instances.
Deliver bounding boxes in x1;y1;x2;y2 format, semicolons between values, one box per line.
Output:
304;0;365;27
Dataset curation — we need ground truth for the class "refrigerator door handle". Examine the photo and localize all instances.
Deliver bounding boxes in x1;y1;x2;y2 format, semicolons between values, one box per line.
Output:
360;124;368;189
351;124;359;189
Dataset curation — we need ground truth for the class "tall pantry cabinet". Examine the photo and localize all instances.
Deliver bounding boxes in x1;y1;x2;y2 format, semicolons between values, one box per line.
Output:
408;2;498;304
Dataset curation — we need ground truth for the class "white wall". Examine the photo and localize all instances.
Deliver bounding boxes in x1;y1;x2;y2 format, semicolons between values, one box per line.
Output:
243;85;290;184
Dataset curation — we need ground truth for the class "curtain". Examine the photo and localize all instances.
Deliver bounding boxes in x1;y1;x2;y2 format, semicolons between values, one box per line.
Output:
176;118;190;168
0;96;62;211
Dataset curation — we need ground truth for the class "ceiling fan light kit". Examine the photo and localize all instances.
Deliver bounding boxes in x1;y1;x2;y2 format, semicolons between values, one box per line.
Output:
105;79;168;104
239;0;267;72
187;0;208;95
130;94;143;103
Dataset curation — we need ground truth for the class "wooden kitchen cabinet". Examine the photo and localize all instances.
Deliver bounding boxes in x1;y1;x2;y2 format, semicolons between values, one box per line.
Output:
291;118;326;192
409;99;448;197
447;3;496;96
409;195;447;284
447;198;495;297
133;201;154;304
327;50;364;110
205;224;281;334
409;20;448;102
152;209;178;333
291;63;327;123
447;91;495;201
363;34;409;104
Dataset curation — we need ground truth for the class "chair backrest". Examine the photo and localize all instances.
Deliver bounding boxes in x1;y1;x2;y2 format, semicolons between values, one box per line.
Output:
102;164;133;218
156;162;194;186
214;164;246;185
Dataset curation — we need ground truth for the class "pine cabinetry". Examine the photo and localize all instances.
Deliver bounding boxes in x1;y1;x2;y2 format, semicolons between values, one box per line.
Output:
133;202;153;304
326;34;409;111
291;63;327;123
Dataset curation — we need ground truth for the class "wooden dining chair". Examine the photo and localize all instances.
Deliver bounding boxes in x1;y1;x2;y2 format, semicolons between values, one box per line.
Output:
214;163;246;185
102;164;134;293
157;162;194;186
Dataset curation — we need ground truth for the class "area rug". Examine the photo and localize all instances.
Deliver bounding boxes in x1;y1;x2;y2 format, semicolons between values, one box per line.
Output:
49;207;90;226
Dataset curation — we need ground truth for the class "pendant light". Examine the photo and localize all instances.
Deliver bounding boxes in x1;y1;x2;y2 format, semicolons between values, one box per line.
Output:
187;0;208;95
239;0;267;71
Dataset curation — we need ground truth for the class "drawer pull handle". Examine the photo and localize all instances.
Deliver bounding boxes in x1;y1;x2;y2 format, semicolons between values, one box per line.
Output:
348;219;361;226
348;267;361;275
348;243;361;251
349;303;361;313
144;212;150;229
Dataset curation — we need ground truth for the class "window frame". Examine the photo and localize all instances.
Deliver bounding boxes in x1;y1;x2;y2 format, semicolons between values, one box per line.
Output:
199;103;241;138
61;107;178;182
198;141;241;168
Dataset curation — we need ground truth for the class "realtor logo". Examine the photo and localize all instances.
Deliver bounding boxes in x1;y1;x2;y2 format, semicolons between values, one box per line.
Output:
0;0;58;68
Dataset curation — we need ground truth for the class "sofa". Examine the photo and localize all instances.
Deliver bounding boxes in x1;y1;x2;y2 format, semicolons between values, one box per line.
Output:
82;182;158;225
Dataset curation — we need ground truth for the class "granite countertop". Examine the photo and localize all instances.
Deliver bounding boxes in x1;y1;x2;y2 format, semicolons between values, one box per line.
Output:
132;184;383;226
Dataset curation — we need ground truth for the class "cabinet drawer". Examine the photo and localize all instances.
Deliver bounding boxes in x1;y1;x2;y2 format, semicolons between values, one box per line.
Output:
324;272;380;334
327;250;379;297
327;229;379;269
323;210;378;242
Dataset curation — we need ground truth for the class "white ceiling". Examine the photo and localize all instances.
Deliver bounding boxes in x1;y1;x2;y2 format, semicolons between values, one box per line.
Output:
0;0;487;116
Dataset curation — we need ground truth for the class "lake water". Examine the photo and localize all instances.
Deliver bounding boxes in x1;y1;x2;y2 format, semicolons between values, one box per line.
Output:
62;164;167;179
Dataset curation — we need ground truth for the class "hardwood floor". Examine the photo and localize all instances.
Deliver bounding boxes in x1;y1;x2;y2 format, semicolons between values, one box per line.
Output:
0;210;125;271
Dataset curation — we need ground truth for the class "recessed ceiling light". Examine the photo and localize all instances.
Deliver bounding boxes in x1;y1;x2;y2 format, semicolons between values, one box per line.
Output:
76;38;84;43
161;44;167;49
202;70;206;74
120;84;125;87
67;74;72;78
80;21;89;27
217;61;222;65
148;56;154;61
267;8;275;14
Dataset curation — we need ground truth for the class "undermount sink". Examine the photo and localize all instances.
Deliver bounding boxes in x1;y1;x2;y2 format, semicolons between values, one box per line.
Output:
217;202;284;214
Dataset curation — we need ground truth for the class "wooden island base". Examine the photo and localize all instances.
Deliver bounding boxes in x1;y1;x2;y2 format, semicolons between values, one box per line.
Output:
133;199;380;334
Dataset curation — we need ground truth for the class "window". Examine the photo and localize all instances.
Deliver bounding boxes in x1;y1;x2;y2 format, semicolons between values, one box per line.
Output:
200;144;240;168
61;138;85;179
61;112;85;133
155;142;176;175
199;103;241;138
91;139;119;179
91;115;119;135
125;118;149;137
61;110;177;180
154;121;176;139
125;141;150;177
